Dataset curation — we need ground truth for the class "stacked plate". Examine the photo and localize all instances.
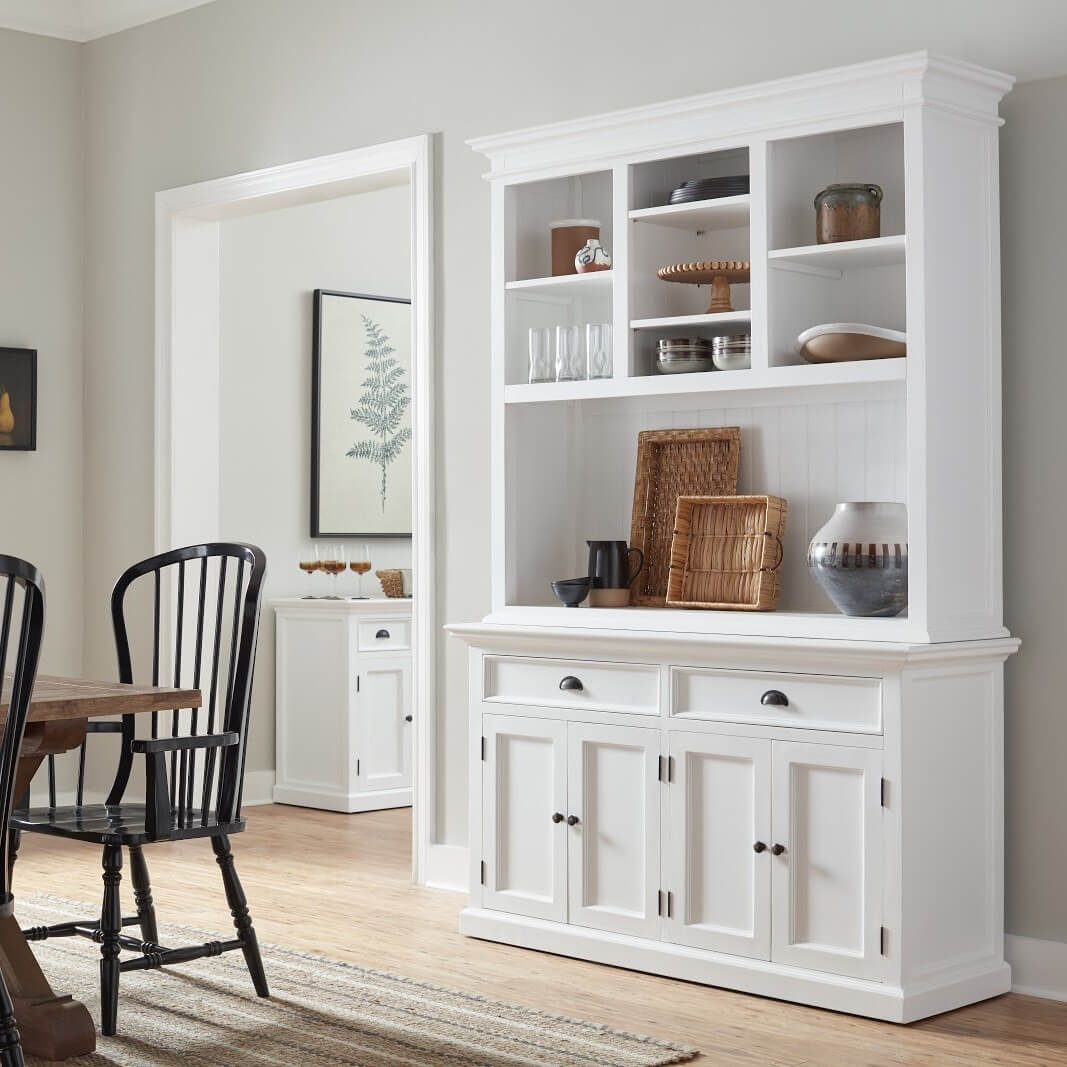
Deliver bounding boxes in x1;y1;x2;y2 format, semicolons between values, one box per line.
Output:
711;334;751;371
668;174;750;204
656;337;715;374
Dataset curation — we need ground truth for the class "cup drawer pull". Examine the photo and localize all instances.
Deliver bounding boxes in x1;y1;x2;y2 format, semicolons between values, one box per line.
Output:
760;689;789;707
375;629;391;639
559;676;584;692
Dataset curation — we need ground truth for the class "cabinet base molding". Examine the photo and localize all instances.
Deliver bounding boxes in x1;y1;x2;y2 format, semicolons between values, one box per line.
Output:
273;784;411;814
459;908;1010;1024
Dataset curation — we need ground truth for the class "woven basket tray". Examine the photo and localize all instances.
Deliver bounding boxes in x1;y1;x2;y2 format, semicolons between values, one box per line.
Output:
666;495;787;611
629;428;741;606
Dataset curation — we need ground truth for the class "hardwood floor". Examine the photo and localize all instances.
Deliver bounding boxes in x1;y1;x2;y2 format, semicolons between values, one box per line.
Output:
15;804;1067;1065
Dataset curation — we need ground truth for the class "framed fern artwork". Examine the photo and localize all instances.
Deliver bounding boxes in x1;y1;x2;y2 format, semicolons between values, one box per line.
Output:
311;290;413;537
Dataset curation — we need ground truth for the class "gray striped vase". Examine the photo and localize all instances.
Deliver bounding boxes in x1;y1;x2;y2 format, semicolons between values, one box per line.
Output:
807;502;908;617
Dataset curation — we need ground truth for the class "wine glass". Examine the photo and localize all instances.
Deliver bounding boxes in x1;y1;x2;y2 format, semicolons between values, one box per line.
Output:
350;544;372;599
322;544;345;599
298;544;321;598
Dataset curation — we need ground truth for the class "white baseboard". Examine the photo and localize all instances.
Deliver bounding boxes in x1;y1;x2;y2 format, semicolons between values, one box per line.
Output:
1006;934;1067;1001
424;843;469;893
241;769;277;807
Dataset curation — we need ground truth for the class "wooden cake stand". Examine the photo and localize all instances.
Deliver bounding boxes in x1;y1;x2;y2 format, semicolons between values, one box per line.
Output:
657;260;751;313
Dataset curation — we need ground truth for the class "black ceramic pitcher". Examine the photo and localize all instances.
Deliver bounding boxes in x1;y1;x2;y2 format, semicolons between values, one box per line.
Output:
587;540;644;589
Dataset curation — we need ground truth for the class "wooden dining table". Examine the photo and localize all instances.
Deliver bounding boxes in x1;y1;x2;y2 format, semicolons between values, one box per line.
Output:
0;674;201;1061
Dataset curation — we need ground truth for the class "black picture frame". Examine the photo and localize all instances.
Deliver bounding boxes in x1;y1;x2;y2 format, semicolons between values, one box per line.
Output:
0;348;37;452
311;289;413;538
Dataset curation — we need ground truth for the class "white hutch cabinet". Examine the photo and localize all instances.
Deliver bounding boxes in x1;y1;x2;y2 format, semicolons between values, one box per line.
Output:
449;53;1019;1022
273;598;412;812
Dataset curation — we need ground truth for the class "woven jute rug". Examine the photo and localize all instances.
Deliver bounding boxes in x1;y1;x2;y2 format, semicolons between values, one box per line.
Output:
19;894;698;1066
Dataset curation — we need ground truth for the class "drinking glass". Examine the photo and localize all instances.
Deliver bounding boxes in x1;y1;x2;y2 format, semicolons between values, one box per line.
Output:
586;322;613;379
555;324;584;382
322;544;345;599
350;544;372;599
298;545;321;598
528;327;553;384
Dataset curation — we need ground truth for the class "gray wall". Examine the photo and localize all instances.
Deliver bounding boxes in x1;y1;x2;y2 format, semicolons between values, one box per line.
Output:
218;185;412;778
999;77;1067;941
0;30;84;676
56;0;1067;941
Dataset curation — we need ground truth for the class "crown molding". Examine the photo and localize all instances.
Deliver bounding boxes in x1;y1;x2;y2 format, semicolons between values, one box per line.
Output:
0;0;216;42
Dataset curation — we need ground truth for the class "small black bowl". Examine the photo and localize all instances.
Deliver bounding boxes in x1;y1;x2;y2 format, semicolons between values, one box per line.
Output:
551;577;590;608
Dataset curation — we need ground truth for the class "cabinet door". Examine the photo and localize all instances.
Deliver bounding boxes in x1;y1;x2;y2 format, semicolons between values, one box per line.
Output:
665;733;771;959
771;742;883;980
567;722;661;939
482;715;567;922
354;656;412;794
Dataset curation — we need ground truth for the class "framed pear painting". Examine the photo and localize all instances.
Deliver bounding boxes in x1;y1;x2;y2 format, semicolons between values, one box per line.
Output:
0;348;37;452
311;290;413;537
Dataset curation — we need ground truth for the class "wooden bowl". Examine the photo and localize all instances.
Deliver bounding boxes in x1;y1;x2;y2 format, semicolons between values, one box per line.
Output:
796;323;906;364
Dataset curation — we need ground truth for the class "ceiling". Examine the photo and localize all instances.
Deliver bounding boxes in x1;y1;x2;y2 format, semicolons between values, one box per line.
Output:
0;0;217;41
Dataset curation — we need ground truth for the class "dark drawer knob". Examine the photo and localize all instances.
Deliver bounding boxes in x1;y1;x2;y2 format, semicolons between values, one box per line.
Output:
760;689;789;707
753;841;767;853
375;629;391;639
559;676;583;692
551;812;564;824
404;714;413;722
566;814;580;826
771;843;786;856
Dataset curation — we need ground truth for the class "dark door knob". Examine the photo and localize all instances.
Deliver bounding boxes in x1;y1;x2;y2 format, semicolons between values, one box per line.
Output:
551;812;564;824
404;714;413;722
559;676;583;692
771;843;786;856
566;815;580;826
375;629;390;639
753;841;767;853
760;690;789;707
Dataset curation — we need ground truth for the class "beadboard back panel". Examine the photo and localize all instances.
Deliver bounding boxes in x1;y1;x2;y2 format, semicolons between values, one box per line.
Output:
505;398;906;613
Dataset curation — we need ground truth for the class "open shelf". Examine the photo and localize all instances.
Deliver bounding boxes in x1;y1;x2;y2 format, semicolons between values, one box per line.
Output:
769;234;906;275
505;272;613;295
630;195;750;232
631;310;751;331
504;357;905;404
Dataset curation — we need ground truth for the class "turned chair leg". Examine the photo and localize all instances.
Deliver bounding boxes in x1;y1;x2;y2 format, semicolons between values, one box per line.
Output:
128;845;159;945
212;835;269;997
6;830;19;888
0;971;24;1067
99;845;123;1036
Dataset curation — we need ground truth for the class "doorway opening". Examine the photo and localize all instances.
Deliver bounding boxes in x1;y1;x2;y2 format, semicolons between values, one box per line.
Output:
154;138;438;882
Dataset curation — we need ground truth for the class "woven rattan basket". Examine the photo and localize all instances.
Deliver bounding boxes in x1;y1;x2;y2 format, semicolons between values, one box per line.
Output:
376;569;406;598
629;428;741;606
666;495;787;611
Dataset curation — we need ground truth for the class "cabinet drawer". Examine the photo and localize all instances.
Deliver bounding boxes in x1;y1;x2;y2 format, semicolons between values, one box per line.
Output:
484;655;660;716
672;667;881;734
357;618;411;651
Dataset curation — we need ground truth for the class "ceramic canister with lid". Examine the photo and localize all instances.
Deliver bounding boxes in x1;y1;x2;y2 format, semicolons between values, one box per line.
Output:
550;219;600;276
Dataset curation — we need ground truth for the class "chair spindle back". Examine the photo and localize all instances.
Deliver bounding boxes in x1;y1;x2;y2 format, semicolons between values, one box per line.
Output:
0;555;45;907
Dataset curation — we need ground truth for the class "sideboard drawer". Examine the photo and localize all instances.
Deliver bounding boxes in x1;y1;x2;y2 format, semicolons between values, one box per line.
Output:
672;667;881;734
357;618;411;651
484;655;660;716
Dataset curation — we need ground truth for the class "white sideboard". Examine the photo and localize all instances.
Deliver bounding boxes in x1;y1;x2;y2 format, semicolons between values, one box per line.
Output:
449;625;1017;1023
272;598;412;813
450;53;1019;1023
